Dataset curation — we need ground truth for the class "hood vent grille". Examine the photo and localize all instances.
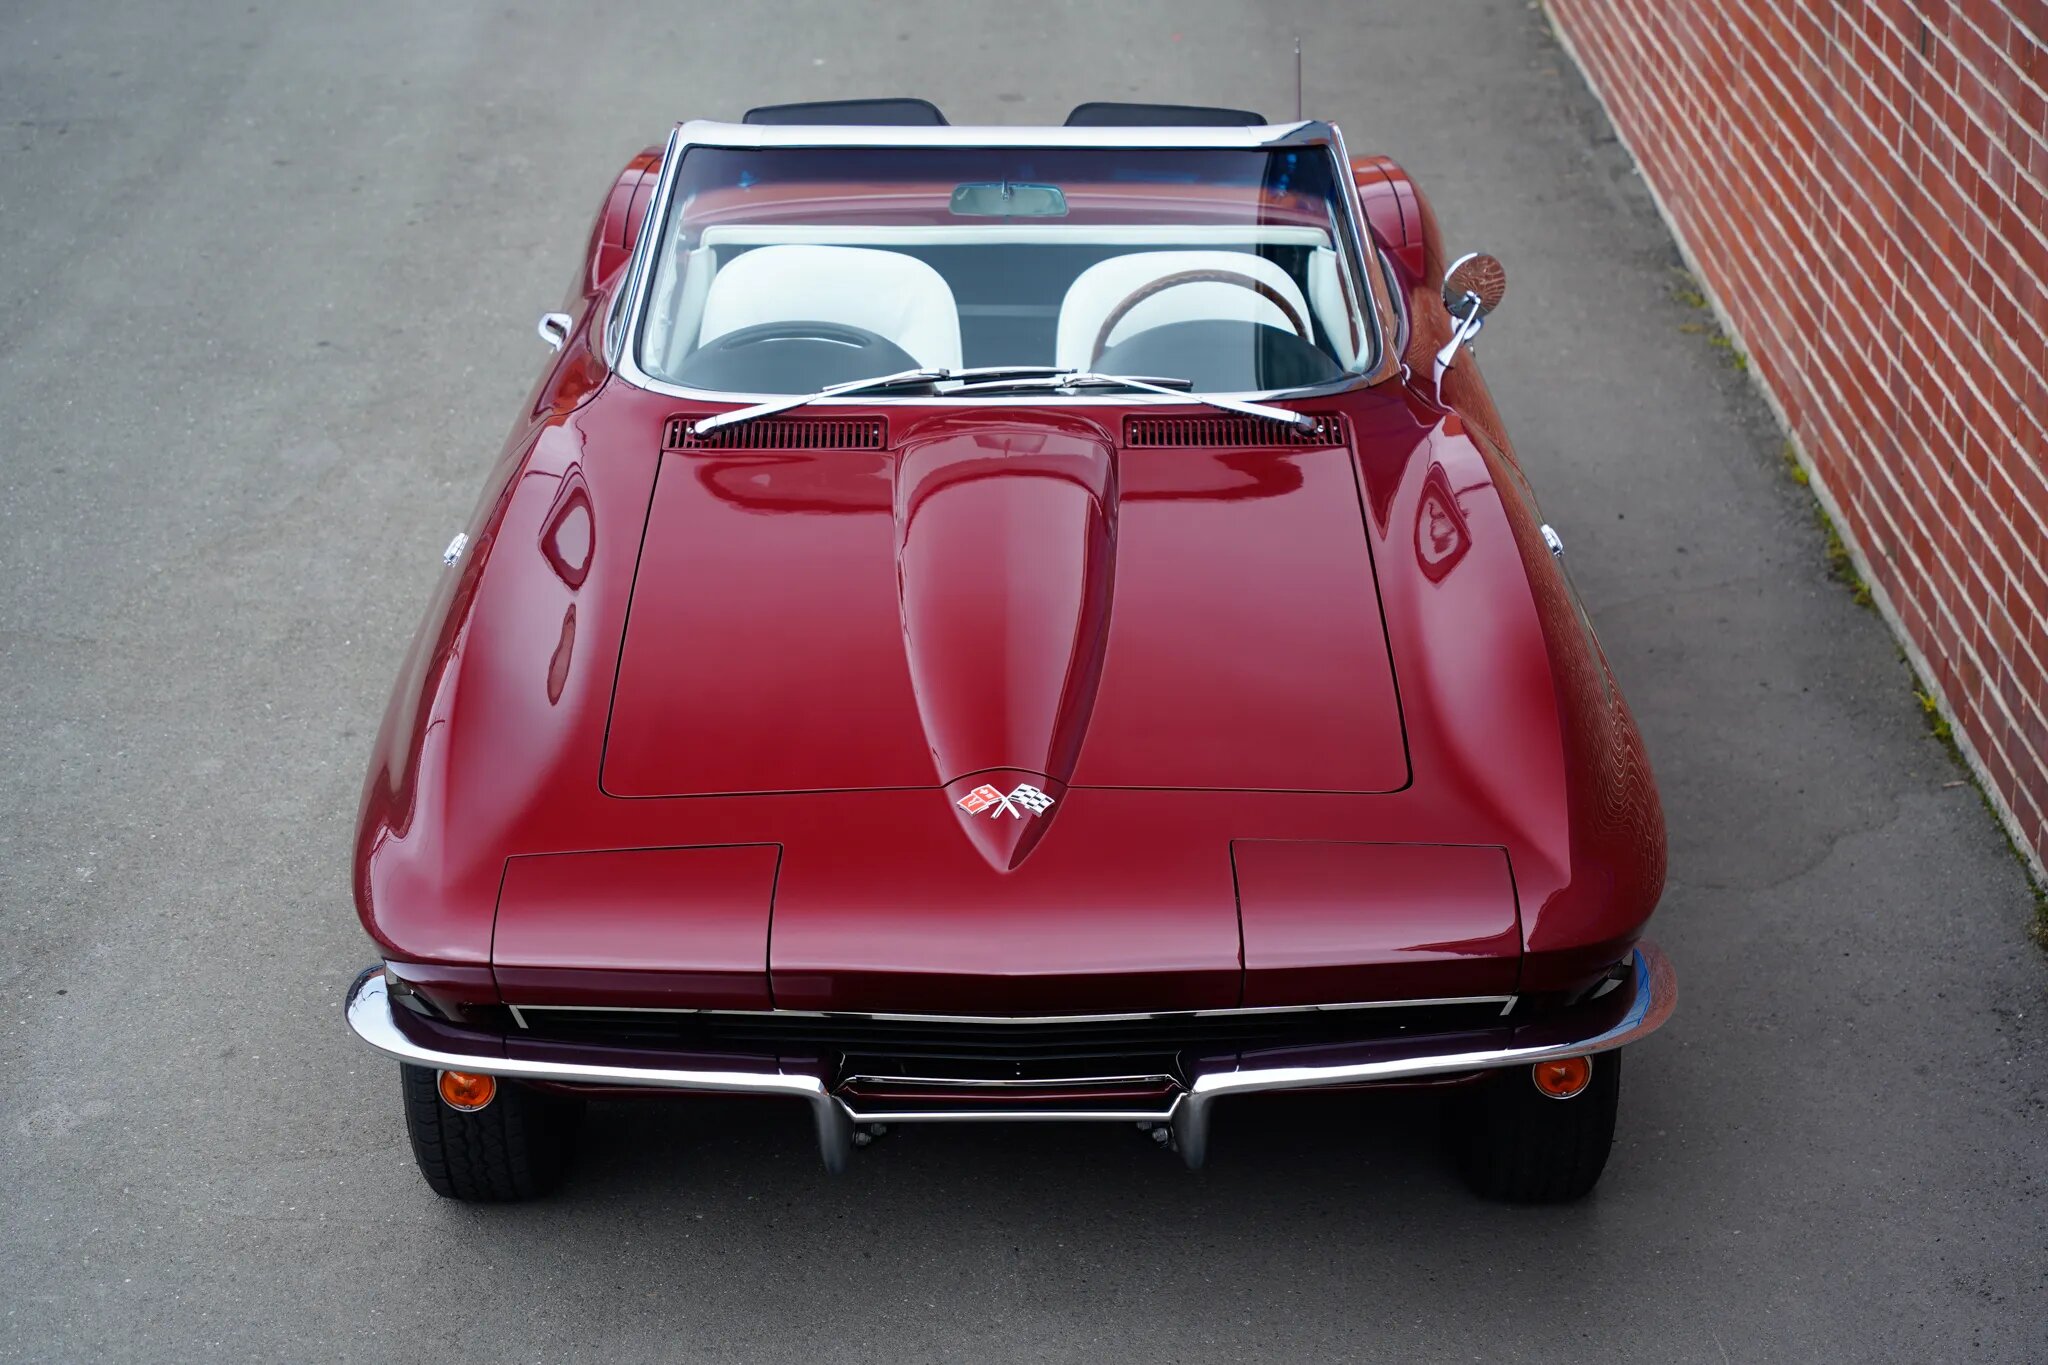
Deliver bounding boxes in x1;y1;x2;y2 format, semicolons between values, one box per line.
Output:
665;415;889;451
1123;413;1348;448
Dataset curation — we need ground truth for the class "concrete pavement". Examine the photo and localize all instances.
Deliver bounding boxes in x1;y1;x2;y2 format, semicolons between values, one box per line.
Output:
2;1;2043;1360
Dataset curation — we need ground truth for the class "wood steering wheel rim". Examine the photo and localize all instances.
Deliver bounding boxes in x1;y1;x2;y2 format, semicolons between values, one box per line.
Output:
1090;268;1311;365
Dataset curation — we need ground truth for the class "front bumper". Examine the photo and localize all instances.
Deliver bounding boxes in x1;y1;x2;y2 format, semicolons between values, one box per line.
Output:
343;940;1674;1171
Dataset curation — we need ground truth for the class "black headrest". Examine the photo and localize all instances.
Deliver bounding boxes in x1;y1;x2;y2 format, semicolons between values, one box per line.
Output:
742;98;949;126
1064;102;1266;127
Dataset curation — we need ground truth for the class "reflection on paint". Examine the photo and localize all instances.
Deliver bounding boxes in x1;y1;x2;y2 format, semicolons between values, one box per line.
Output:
547;604;576;704
1415;462;1470;582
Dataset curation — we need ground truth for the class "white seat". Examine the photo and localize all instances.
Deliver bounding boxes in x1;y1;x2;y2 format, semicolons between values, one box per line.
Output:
696;244;963;370
1054;250;1313;370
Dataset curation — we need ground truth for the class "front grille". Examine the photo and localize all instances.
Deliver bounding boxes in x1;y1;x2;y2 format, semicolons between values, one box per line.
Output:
663;415;888;450
513;999;1507;1082
1123;412;1348;448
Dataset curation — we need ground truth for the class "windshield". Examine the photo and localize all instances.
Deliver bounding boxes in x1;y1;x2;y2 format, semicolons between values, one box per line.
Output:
631;145;1376;396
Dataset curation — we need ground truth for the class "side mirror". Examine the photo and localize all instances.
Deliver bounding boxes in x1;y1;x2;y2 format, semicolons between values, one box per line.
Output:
1442;252;1507;320
1434;252;1506;381
537;312;573;353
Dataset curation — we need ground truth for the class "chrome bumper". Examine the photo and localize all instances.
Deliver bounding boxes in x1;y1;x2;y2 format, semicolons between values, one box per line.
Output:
344;940;1674;1172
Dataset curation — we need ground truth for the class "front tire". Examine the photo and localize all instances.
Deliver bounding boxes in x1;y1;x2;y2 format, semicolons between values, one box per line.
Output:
399;1064;583;1202
1448;1051;1621;1203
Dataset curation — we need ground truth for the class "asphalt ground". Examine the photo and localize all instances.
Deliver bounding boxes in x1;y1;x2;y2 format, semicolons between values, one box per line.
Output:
2;2;2044;1361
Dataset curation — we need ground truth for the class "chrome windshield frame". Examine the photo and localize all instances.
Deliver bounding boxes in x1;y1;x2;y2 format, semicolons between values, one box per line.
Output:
606;119;1404;406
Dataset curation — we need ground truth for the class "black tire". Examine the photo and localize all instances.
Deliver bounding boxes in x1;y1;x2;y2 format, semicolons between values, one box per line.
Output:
399;1064;583;1202
1448;1051;1621;1203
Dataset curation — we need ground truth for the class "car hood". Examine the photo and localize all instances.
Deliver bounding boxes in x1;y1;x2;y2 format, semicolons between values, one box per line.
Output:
362;383;1663;1010
603;410;1408;835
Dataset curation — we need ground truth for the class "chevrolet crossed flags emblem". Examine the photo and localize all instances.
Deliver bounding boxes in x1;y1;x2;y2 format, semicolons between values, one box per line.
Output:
957;782;1056;819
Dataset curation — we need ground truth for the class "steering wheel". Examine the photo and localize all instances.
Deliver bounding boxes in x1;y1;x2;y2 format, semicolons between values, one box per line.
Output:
673;320;920;393
1090;269;1311;366
695;320;902;355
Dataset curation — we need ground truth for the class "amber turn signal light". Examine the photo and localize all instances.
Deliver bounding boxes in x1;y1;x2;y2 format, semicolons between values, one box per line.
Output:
438;1070;497;1111
1530;1056;1592;1099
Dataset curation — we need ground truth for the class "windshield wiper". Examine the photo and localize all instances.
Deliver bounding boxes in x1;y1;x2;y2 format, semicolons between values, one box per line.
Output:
689;366;951;437
691;365;1314;438
944;370;1317;432
691;365;1104;436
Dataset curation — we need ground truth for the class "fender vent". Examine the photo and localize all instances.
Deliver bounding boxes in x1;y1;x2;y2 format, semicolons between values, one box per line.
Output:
665;415;888;451
1122;413;1349;448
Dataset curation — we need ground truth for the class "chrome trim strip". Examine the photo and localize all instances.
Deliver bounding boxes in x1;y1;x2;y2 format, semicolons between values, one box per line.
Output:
1169;942;1675;1168
344;943;1673;1175
611;124;684;372
344;969;854;1171
841;1105;1184;1125
843;1073;1178;1090
670;119;1325;149
641;389;1358;408
1324;119;1405;386
500;993;1516;1023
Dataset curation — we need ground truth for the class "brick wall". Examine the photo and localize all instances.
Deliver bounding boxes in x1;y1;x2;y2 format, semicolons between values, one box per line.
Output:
1549;0;2048;877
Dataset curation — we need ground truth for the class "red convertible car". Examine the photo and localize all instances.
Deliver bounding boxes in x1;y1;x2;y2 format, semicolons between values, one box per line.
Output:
345;100;1673;1204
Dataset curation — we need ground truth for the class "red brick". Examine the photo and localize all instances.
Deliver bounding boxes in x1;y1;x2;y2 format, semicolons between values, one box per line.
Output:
1553;0;2048;867
2017;2;2048;46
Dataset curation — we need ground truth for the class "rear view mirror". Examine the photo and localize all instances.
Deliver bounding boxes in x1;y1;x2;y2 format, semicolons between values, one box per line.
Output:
949;181;1069;218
